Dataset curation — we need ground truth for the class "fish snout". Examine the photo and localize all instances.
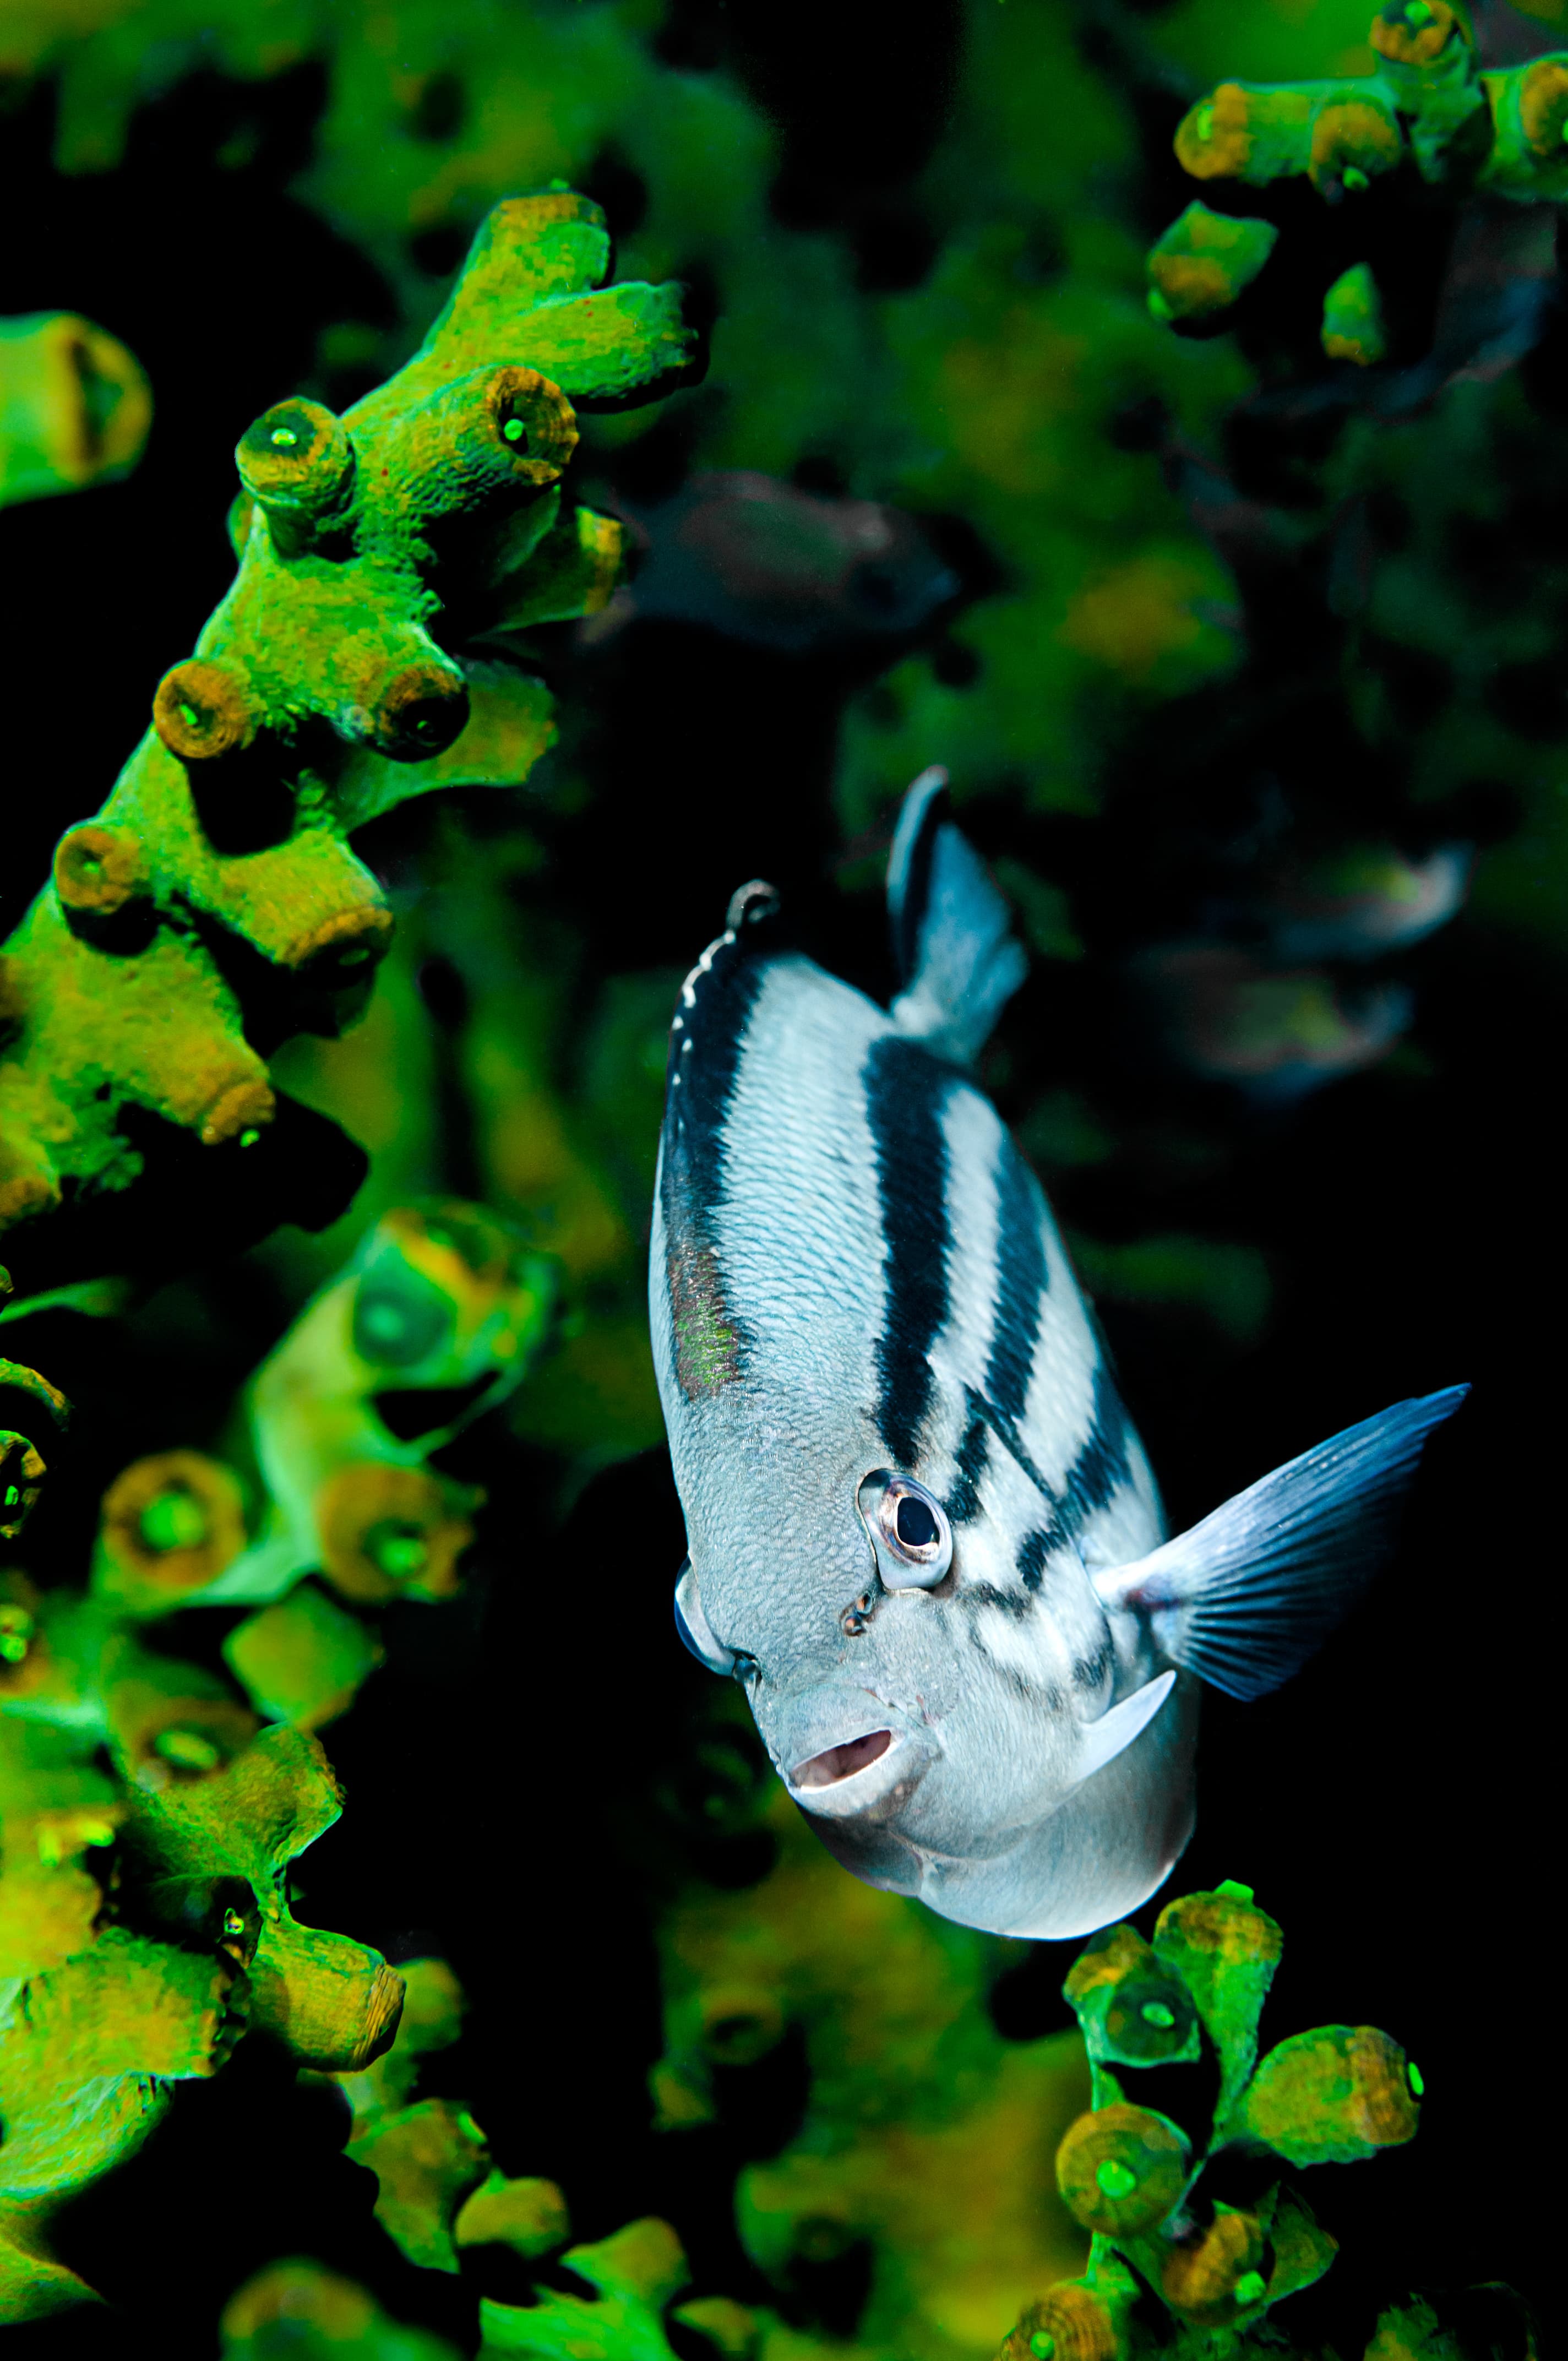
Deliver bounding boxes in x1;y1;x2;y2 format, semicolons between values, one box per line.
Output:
763;1686;939;1823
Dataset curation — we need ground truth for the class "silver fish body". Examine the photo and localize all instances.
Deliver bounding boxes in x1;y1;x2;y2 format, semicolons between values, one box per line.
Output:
651;771;1463;1939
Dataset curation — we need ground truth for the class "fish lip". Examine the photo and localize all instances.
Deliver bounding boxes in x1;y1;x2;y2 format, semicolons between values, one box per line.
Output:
777;1715;939;1821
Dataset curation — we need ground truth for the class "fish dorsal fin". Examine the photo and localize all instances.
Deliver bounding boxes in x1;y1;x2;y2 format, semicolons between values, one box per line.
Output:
725;878;781;936
886;765;1027;1065
1094;1386;1468;1700
1075;1669;1175;1785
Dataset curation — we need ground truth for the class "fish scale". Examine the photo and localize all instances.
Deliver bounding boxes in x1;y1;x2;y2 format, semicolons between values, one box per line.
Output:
651;768;1467;1939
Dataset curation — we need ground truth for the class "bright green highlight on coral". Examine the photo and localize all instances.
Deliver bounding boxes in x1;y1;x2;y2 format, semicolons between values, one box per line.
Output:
140;1490;209;1553
1147;203;1278;322
1324;263;1387;365
155;1729;222;1771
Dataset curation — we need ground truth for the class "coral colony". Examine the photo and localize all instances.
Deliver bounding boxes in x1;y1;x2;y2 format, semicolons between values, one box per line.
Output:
0;1;1550;2355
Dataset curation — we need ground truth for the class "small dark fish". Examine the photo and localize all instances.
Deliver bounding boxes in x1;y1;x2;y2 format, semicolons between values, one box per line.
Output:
1132;943;1414;1102
587;471;959;653
650;770;1464;1938
1245;842;1471;965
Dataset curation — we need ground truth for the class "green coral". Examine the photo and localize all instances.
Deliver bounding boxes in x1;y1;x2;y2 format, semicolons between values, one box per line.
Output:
1147;205;1279;325
0;1925;241;2315
652;1717;1090;2361
481;2218;694;2360
836;0;1254;825
79;1198;553;1725
1;0;1253;831
220;2222;763;2361
319;1953;569;2277
222;2258;461;2361
0;1713;400;2319
0;1194;566;2316
0;189;693;1277
0;311;150;509
1151;1;1568;320
1002;1882;1423;2359
2;1203;551;1812
0;6;1544;2354
269;824;676;1457
0;1354;69;1543
1322;261;1389;364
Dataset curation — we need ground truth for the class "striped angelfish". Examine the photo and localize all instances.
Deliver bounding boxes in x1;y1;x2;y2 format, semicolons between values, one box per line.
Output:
649;769;1464;1939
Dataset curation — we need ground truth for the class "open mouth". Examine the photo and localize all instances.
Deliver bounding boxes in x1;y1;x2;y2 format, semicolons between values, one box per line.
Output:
792;1729;892;1789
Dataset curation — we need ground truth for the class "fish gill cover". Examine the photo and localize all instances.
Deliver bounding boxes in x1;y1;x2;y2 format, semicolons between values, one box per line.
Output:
0;0;1555;2354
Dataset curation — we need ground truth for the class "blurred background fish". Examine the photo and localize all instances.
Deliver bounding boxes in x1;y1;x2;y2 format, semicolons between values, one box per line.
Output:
1131;945;1414;1103
584;470;961;654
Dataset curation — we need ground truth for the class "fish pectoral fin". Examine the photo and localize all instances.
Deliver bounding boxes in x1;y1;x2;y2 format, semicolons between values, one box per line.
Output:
886;766;1027;1066
1093;1385;1468;1701
1075;1669;1176;1784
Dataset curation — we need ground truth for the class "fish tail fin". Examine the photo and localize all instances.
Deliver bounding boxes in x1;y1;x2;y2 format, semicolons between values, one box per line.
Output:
886;765;1027;1064
1094;1386;1468;1700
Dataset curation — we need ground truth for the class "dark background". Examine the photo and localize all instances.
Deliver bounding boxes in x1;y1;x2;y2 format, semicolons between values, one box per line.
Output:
1;5;1555;2353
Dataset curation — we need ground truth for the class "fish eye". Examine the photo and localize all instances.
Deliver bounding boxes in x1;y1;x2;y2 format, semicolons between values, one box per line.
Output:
895;1494;939;1549
859;1473;952;1590
673;1557;740;1678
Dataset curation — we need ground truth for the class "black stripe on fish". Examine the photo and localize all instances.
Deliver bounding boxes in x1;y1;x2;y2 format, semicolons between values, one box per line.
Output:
660;930;768;1400
1016;1526;1058;1593
963;1593;1068;1707
1073;1640;1114;1692
961;1578;1037;1622
965;1383;1053;1510
984;1136;1049;1430
1061;1367;1133;1531
945;1406;990;1527
865;1034;957;1467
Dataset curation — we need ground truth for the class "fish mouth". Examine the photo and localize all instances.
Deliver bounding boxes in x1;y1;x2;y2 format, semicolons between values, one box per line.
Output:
792;1729;892;1789
772;1700;938;1823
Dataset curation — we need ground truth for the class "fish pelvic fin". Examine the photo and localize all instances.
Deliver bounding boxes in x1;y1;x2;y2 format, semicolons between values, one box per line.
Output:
1076;1669;1176;1783
1093;1385;1468;1700
886;765;1027;1065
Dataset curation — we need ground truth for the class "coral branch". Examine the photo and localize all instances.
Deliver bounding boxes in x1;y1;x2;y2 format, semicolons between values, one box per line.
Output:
0;193;698;1297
